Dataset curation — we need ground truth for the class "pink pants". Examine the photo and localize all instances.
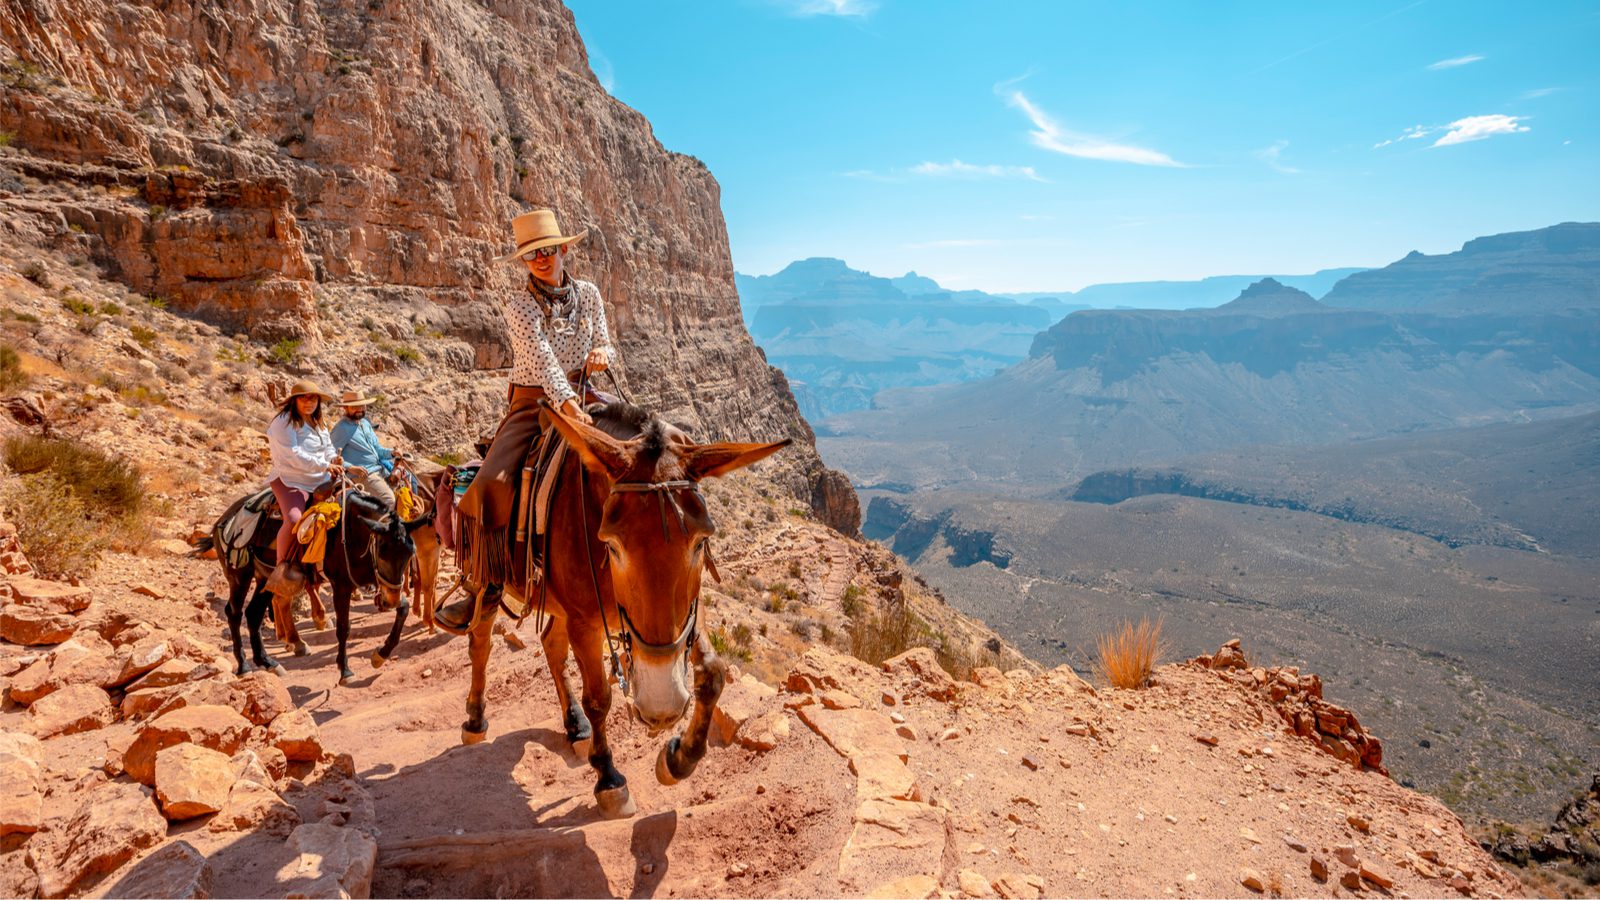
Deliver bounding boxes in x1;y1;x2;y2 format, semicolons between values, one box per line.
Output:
269;478;309;561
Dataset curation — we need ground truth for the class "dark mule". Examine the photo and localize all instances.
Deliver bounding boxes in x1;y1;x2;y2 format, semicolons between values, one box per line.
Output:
198;489;429;682
458;401;789;819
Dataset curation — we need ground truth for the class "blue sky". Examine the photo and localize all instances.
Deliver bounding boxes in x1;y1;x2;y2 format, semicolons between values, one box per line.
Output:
567;1;1599;292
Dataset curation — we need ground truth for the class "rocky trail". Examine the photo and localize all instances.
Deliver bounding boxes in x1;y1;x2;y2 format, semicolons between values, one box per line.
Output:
2;514;1525;898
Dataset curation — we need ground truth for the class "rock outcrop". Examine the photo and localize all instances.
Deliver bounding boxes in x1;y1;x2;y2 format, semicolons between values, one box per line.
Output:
0;0;857;532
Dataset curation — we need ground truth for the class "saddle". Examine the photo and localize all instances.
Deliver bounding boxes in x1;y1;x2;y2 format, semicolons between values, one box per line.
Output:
217;481;341;570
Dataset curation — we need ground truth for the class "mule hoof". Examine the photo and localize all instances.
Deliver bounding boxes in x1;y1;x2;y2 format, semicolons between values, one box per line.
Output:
595;785;636;820
461;723;488;745
655;744;681;786
370;649;386;669
236;661;255;677
338;668;356;686
312;615;328;631
292;640;309;657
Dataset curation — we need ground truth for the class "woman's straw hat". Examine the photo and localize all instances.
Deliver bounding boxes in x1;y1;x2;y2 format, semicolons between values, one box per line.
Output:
495;208;588;263
337;389;376;407
285;380;335;404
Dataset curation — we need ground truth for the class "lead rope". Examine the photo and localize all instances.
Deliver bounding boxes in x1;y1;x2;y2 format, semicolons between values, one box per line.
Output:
572;368;629;696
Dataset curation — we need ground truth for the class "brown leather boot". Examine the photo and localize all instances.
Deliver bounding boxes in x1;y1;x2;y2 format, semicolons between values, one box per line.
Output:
437;585;498;632
264;561;304;598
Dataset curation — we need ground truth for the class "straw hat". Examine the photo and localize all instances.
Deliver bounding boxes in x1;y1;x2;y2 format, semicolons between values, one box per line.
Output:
494;208;588;263
337;389;376;407
285;380;334;404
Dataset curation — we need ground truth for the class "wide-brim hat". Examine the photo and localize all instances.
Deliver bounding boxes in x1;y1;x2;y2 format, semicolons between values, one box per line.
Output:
285;380;335;404
494;208;588;263
337;389;376;407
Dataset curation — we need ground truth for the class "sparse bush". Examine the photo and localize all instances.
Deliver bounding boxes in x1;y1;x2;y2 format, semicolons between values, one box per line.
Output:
60;295;94;315
129;323;157;348
848;599;919;667
100;301;122;315
0;344;29;393
118;382;167;407
216;342;252;363
4;434;145;517
388;343;421;364
146;294;167;310
147;203;166;220
20;261;47;286
709;625;752;662
0;130;14;148
10;311;40;324
268;338;301;366
2;436;147;578
767;582;798;613
432;450;464;467
1092;616;1169;690
788;619;815;640
0;472;109;578
841;584;864;619
786;559;802;579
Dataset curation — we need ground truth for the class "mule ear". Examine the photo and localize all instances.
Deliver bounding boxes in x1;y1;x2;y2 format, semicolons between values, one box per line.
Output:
359;515;391;533
544;400;633;480
684;438;793;480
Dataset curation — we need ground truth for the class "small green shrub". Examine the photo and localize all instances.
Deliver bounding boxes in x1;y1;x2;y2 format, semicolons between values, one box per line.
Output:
0;344;29;393
268;338;301;366
841;584;864;619
216;342;251;363
60;295;94;315
20;261;47;286
129;324;157;348
148;204;166;220
10;311;40;324
0;131;14;148
432;450;464;467
709;626;752;662
390;343;421;364
146;294;167;310
100;301;122;315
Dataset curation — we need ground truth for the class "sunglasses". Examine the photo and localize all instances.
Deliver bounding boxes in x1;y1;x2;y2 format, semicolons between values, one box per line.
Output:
521;245;560;261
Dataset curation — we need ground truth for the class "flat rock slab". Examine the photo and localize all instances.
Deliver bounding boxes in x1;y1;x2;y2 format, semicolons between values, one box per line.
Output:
838;798;951;893
27;683;116;738
7;576;92;614
155;743;235;820
0;732;44;836
797;705;909;763
125;704;253;785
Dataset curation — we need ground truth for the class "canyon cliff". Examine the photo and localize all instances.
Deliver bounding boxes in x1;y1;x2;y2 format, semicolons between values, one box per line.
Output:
0;0;858;533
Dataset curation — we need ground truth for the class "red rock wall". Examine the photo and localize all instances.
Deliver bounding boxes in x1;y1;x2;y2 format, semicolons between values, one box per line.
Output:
0;0;858;531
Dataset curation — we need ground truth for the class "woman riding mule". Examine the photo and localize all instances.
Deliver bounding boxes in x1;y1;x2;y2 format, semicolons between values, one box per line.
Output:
439;208;616;630
456;399;790;818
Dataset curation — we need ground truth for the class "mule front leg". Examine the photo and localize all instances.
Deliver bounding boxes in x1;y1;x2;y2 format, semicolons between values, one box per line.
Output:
309;581;328;631
574;625;633;819
371;587;410;669
245;582;281;672
461;595;499;744
414;525;441;634
225;578;250;675
333;580;355;685
657;634;727;785
539;614;591;744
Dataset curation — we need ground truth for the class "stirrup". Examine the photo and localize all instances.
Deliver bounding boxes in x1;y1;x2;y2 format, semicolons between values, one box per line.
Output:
435;585;492;636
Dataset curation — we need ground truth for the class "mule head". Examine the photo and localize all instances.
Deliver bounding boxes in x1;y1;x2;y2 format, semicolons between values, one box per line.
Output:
546;402;791;730
348;493;415;604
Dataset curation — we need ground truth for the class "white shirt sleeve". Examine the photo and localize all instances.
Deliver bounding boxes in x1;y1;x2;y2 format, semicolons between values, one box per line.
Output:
586;282;617;367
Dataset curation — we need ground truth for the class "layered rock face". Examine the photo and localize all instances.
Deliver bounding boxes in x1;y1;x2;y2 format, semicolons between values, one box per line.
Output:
0;0;857;532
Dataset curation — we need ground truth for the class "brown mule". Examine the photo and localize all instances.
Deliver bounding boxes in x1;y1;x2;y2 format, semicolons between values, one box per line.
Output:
457;401;790;820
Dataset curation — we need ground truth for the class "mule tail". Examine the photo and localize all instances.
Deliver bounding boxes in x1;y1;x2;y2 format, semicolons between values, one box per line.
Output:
189;536;216;559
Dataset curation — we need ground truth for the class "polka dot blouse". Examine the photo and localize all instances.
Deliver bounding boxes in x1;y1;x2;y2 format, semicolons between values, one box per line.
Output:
502;277;617;407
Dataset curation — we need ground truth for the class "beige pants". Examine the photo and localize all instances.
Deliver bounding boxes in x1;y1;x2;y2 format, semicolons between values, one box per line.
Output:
355;468;395;510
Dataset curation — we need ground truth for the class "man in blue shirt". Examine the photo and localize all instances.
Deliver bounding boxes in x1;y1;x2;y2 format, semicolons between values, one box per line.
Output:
330;389;396;509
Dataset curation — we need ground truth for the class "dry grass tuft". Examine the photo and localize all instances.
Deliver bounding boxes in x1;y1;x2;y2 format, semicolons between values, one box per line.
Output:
1093;616;1169;690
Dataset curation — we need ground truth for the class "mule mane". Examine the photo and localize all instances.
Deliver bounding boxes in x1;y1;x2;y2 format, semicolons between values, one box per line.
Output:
590;402;673;465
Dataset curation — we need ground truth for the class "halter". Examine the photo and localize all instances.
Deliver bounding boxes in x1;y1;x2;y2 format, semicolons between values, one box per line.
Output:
602;479;707;691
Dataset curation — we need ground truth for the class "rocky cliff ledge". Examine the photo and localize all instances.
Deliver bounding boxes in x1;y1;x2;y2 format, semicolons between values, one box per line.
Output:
0;0;857;532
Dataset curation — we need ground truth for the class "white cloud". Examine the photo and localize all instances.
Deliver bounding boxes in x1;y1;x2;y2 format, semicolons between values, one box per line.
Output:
1433;114;1529;147
1255;140;1300;174
1004;91;1185;167
1373;124;1433;149
1427;54;1485;70
782;0;876;16
910;159;1046;182
1520;87;1560;100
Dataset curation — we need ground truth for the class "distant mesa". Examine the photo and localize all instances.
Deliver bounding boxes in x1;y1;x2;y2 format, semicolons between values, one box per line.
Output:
1320;222;1600;313
1210;278;1328;316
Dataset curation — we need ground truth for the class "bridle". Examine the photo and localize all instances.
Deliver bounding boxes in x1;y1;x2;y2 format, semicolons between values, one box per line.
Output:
581;475;711;699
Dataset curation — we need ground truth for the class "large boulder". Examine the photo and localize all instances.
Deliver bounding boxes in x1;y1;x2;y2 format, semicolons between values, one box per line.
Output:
231;670;294;726
154;743;235;820
6;576;92;614
124;704;254;786
6;632;120;705
0;604;79;645
27;683;117;738
207;779;300;837
268;708;323;761
91;840;213;900
27;781;167;899
0;732;44;836
108;633;177;689
881;647;959;701
711;673;779;746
